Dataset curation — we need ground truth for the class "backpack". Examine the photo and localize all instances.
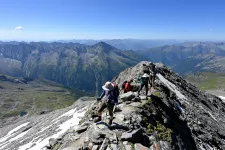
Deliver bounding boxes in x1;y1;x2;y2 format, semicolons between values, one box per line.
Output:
122;81;127;89
150;63;156;74
142;76;149;84
143;64;150;74
112;83;119;97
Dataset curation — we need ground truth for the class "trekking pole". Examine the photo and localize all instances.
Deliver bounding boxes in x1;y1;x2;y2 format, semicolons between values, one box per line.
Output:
113;103;117;113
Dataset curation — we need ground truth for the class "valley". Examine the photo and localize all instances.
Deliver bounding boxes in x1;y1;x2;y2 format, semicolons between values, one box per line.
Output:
0;75;90;127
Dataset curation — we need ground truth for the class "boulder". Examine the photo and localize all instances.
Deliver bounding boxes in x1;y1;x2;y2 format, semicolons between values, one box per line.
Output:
150;141;171;150
92;145;99;150
124;144;133;150
99;138;109;150
139;95;147;100
49;138;58;148
135;143;150;150
121;128;143;143
120;92;135;101
76;125;88;134
106;144;118;150
89;124;117;144
131;83;140;92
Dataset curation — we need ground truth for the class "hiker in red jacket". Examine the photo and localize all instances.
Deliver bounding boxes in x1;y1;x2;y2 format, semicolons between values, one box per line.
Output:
124;79;133;93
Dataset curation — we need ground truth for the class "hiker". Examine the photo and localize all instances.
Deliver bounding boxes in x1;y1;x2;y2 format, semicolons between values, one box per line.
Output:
150;62;156;88
138;73;151;97
142;63;151;74
94;81;118;125
124;79;133;93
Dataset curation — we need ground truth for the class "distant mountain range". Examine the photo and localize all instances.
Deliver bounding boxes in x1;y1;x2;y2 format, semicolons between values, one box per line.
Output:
139;41;225;75
56;39;184;50
0;41;142;94
1;41;225;95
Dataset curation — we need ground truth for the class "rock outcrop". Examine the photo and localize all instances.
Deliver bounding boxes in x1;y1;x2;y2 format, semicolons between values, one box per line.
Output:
49;61;225;150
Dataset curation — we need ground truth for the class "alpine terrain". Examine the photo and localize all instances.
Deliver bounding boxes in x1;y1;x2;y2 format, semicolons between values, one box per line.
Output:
0;61;224;150
0;41;141;95
0;74;89;128
139;42;225;75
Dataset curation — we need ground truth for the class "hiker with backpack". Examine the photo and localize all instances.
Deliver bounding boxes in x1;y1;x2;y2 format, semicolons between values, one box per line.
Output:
94;81;119;125
137;73;151;98
122;79;133;93
149;62;156;88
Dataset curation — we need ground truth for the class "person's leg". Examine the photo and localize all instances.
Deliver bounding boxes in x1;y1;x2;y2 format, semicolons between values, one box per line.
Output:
145;83;149;97
107;103;114;125
150;75;153;87
152;74;155;88
94;100;107;122
138;84;144;95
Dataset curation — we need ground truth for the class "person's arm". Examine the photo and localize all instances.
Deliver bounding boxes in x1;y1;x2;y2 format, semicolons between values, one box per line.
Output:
128;83;132;91
98;90;105;100
124;83;128;91
138;76;141;81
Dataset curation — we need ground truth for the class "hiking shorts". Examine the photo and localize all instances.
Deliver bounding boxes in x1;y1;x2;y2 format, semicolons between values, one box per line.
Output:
98;100;114;117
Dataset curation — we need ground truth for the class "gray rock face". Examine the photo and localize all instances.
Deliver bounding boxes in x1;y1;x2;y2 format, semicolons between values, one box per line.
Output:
49;138;58;148
121;129;149;147
88;123;117;145
121;129;143;142
0;98;94;150
150;141;171;150
114;61;225;150
76;125;88;134
135;143;150;150
92;145;99;150
119;91;135;101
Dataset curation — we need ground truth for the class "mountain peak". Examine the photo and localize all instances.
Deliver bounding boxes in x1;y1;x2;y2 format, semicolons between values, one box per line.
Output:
93;41;117;52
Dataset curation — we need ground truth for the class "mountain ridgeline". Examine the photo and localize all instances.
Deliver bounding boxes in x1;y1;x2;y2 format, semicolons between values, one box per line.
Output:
0;42;142;94
1;41;225;94
139;42;225;75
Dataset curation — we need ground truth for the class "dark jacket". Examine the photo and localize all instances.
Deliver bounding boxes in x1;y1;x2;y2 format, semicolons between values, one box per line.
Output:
99;88;118;104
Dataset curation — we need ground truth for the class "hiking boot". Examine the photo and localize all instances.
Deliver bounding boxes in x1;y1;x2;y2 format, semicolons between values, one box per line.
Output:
94;116;102;123
108;119;113;125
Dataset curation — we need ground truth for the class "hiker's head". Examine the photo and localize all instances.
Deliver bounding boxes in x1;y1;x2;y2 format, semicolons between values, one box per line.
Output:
129;79;133;83
102;81;114;91
142;73;149;78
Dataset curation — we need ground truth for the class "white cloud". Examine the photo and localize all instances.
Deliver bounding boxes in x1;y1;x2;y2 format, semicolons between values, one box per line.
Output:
15;26;23;30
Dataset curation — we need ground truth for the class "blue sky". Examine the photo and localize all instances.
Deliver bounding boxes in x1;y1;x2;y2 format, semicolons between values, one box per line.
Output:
0;0;224;41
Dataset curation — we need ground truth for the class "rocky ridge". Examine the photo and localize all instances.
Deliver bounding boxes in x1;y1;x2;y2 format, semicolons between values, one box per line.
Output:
51;61;225;150
0;61;225;150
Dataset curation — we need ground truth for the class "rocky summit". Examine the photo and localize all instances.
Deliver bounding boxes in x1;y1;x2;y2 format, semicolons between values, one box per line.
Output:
0;61;225;150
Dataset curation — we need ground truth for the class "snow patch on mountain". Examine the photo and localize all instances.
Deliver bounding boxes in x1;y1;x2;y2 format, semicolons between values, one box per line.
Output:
0;122;30;149
157;73;190;105
219;96;225;103
18;106;88;150
7;122;30;136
